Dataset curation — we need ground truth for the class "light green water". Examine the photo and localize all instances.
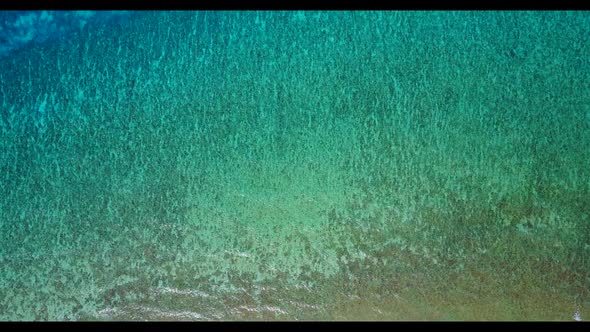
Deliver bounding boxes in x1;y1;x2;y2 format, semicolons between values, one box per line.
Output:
0;11;588;320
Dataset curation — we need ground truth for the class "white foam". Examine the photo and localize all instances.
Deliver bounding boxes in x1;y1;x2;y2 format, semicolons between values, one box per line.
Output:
573;306;582;321
156;287;211;298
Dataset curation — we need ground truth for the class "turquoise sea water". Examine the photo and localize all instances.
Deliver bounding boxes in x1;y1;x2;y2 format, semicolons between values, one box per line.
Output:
0;11;588;320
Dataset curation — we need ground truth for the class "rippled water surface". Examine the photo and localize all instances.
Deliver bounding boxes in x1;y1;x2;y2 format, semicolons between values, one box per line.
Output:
0;11;588;320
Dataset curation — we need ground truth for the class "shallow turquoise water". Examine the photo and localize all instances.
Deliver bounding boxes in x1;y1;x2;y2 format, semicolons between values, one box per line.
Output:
0;11;588;320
